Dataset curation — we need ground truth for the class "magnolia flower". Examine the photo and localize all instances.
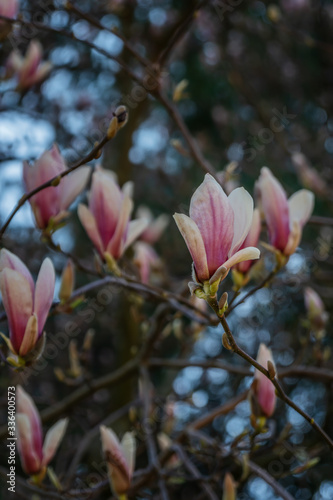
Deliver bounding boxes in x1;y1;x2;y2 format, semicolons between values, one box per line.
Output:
234;208;261;275
23;144;91;230
0;249;55;358
253;344;276;418
16;386;68;480
173;174;260;286
304;287;328;331
0;0;19;38
255;167;314;256
137;206;169;244
134;241;161;284
78;166;147;261
6;41;52;90
100;425;135;497
0;0;19;18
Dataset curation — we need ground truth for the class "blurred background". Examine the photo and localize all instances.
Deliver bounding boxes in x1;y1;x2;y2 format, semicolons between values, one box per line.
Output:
0;0;333;499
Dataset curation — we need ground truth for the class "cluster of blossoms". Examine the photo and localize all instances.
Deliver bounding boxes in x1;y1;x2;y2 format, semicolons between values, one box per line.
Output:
15;385;134;496
0;81;318;487
174;169;314;297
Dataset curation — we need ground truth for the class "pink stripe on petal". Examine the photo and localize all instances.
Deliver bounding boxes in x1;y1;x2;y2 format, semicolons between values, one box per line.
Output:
16;386;43;463
190;174;234;275
256;168;290;251
173;213;209;282
89;168;123;248
0;269;33;354
16;415;42;475
34;258;55;336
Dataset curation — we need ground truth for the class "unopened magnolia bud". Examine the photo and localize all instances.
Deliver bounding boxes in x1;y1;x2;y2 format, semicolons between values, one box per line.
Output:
222;333;233;350
223;472;236;500
51;175;61;187
107;116;118;139
114;105;128;128
59;260;75;302
173;79;189;102
170;139;190;157
218;292;228;314
267;360;276;379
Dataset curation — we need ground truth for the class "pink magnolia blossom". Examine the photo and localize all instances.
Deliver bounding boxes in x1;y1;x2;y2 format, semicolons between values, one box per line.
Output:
78;166;147;260
253;344;276;417
173;174;260;284
23;144;91;230
255;167;314;256
134;241;160;284
0;249;55;357
6;41;52;90
304;286;328;331
100;425;136;496
235;208;261;275
137;206;169;244
0;0;19;18
16;385;68;478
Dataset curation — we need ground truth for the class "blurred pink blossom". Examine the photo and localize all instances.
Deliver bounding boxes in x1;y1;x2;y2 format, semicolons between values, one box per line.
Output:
78;166;147;260
16;385;68;480
255;167;314;256
23;144;91;230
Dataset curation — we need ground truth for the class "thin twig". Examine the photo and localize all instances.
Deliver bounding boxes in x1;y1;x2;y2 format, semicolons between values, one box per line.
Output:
0;134;109;239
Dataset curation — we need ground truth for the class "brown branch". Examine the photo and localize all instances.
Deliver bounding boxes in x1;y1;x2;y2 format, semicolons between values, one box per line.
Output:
0;134;109;239
248;460;295;500
214;305;333;451
173;444;219;500
155;0;210;69
155;89;217;177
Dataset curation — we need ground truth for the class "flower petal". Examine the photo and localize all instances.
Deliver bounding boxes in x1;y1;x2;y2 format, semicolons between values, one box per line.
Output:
223;247;260;271
189;174;234;274
173;213;209;282
34;258;55;336
256;167;290;251
288;189;314;228
254;344;276;417
0;269;33;354
42;418;68;466
78;203;104;255
60;166;91;211
16;386;43;464
19;313;39;357
0;249;34;295
107;193;133;259
228;187;254;256
100;425;131;496
16;414;42;475
124;218;148;252
121;432;136;477
89;167;123;248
